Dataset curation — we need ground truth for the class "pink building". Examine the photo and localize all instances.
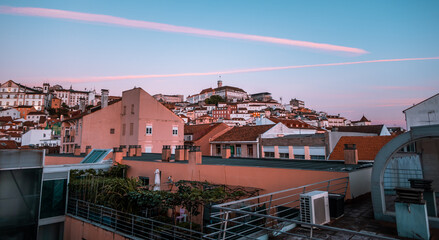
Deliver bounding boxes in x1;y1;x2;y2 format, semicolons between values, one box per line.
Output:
61;88;184;154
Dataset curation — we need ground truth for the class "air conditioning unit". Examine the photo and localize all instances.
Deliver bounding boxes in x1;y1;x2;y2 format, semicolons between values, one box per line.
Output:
300;191;330;226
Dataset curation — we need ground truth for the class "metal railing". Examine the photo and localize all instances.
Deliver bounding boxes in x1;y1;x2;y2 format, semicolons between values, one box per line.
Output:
205;177;396;240
67;198;204;240
383;168;424;191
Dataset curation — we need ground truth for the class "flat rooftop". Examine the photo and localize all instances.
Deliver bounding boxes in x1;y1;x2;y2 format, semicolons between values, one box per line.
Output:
123;153;373;172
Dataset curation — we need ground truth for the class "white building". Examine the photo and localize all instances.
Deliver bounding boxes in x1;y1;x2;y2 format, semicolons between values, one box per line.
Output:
53;87;96;108
0;108;20;119
21;129;60;147
0;80;45;111
26;111;46;123
403;93;439;130
187;80;248;103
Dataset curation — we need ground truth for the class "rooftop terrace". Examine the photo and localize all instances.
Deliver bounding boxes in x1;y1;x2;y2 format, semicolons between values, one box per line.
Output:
123;153;373;173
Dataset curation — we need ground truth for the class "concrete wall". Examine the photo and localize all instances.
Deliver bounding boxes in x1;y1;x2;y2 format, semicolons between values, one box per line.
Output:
64;216;130;240
45;155;83;165
81;101;122;152
122;159;352;198
348;168;372;199
418;138;439;191
404;94;439;130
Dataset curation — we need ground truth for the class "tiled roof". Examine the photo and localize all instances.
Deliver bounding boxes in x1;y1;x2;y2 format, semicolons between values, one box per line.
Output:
0;140;19;149
328;136;395;161
184;123;223;141
27;111;45;115
200;88;214;94
0;116;13;123
212;124;274;142
333;125;384;135
214;86;246;93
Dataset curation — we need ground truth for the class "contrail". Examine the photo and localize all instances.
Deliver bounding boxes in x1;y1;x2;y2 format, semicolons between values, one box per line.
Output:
55;57;439;83
0;5;367;54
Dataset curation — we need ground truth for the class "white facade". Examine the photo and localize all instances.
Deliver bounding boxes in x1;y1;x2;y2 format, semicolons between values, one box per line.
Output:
403;93;439;130
22;129;59;147
53;88;96;107
260;123;316;138
0;108;20;119
0;80;45;111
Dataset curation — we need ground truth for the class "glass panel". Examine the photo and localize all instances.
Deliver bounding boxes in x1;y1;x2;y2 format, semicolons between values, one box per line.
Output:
40;179;67;219
0;168;42;239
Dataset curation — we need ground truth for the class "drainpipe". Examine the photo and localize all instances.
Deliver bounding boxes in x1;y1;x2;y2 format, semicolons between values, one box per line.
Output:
256;136;260;158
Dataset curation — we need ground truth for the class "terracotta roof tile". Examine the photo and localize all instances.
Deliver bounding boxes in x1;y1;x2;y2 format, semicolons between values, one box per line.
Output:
329;136;395;161
0;140;19;149
185;123;223;141
213;125;274;142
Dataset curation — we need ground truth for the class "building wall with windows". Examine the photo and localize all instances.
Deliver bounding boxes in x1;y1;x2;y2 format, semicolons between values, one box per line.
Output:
0;80;45;110
80;101;122;153
120;88;184;153
261;134;327;160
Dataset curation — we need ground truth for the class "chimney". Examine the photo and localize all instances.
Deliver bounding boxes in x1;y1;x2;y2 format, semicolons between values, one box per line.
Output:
112;147;124;164
128;145;136;157
79;98;86;112
175;145;185;161
222;146;231;159
85;145;92;155
344;144;358;165
101;89;109;108
217;80;223;88
73;145;81;156
188;146;202;165
162;145;171;162
135;145;142;157
119;145;127;156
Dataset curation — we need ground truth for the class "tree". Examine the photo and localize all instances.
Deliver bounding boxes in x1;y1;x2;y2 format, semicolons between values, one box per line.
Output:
204;95;224;105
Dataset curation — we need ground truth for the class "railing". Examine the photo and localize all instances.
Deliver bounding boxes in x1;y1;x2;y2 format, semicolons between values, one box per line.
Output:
67;198;204;240
205;177;396;240
383;168;423;192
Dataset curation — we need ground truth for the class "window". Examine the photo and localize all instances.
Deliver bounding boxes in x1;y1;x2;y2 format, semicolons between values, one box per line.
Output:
123;106;126;115
110;128;115;134
139;177;150;186
264;146;275;158
122;124;126;136
146;125;152;135
310;155;325;160
216;144;221;155
130;123;134;135
172;126;178;136
145;146;152;153
247;144;253;157
264;152;275;158
280;153;289;158
236;144;241;157
294;154;305;159
40;179;67;219
131;104;134;114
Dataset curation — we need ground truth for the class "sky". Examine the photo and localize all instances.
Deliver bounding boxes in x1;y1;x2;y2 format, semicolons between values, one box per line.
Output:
1;0;438;127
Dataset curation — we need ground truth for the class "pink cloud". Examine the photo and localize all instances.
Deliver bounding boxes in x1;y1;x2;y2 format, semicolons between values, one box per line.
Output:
52;56;439;83
0;5;367;54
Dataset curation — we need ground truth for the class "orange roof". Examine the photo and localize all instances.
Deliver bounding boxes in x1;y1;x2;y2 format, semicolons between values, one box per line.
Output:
212;125;273;142
329;136;395;161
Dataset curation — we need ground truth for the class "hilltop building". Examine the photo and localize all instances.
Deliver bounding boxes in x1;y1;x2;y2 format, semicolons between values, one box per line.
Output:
187;80;248;103
0;80;45;111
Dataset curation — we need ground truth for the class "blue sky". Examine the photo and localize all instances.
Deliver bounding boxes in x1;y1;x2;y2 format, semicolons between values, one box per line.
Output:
1;0;438;126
